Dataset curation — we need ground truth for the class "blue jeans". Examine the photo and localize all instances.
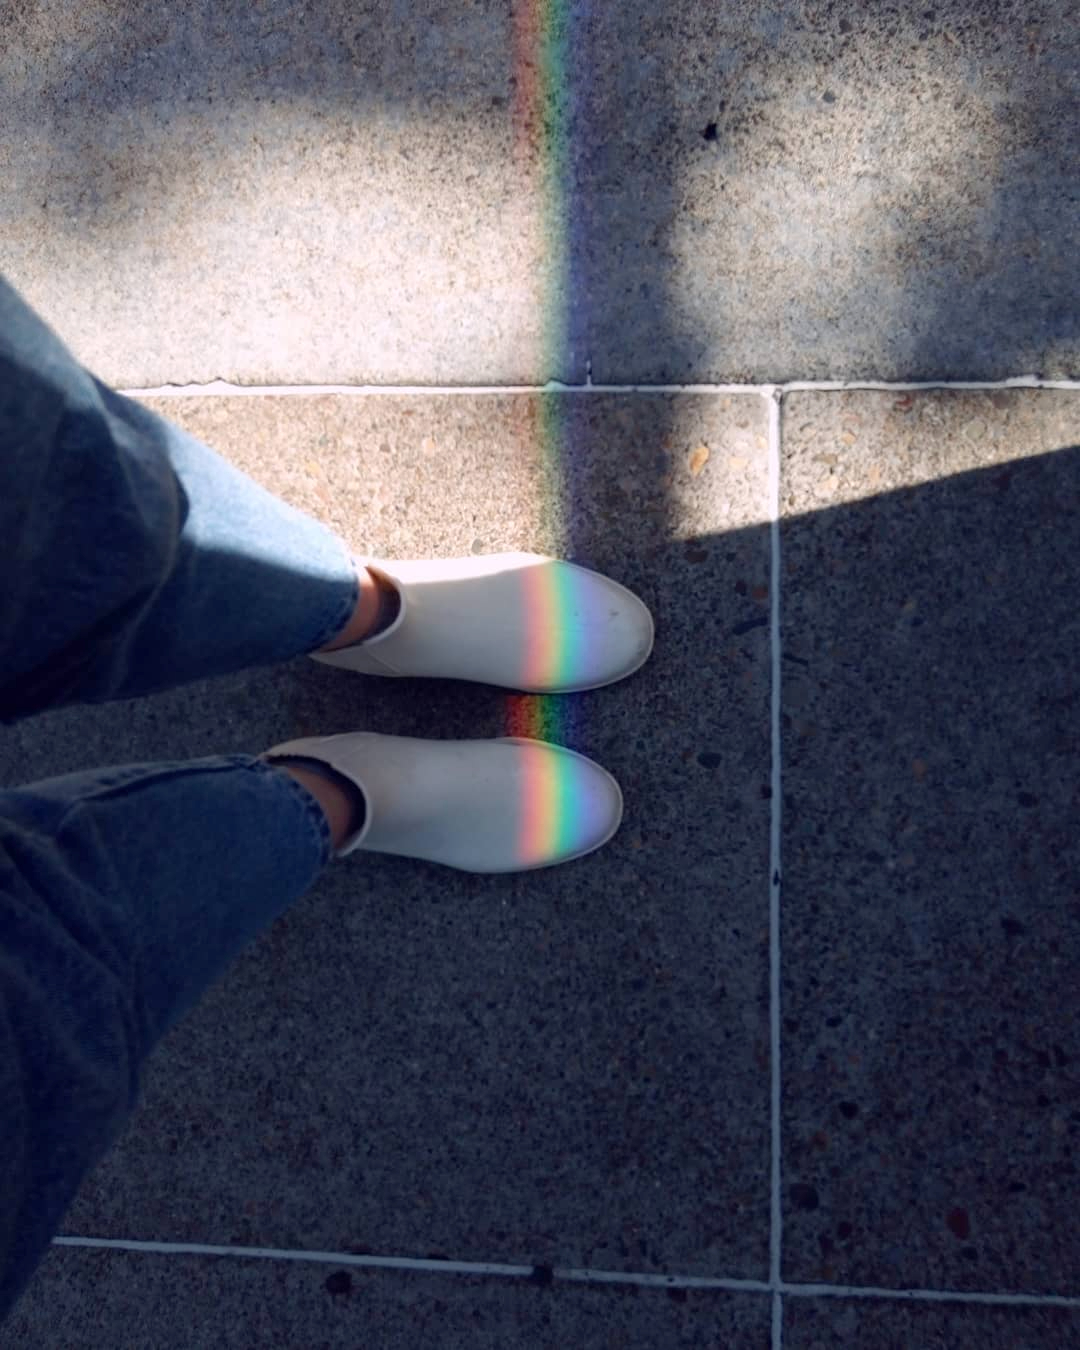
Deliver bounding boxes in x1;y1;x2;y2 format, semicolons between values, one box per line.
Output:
0;274;360;1321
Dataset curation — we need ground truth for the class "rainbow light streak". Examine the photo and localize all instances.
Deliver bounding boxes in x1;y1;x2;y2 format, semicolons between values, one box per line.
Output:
517;557;588;689
507;0;595;863
511;0;575;573
511;740;576;866
506;737;611;869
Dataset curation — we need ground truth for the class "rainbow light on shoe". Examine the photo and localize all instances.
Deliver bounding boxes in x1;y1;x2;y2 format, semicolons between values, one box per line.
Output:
514;736;570;865
502;726;608;867
518;556;587;689
505;690;589;867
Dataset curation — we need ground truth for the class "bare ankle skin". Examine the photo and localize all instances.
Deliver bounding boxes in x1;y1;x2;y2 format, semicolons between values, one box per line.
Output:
317;563;381;652
270;761;356;851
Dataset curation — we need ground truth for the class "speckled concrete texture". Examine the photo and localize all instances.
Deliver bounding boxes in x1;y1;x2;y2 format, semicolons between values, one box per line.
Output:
0;392;774;1308
2;0;1076;385
785;1296;1080;1350
3;1247;772;1350
780;390;1080;1293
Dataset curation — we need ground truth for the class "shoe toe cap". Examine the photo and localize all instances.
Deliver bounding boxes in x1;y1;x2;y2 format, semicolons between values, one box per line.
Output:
518;564;654;692
499;738;623;869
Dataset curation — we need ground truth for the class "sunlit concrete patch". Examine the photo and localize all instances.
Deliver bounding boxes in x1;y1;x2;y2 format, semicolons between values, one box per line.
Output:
2;0;1075;384
581;0;1077;382
2;96;546;387
781;389;1080;512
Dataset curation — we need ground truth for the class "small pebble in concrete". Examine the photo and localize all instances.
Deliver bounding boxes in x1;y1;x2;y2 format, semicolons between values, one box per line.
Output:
790;1183;820;1211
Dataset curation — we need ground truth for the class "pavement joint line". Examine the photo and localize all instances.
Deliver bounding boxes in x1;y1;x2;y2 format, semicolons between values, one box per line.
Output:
776;377;1080;393
49;1239;1080;1308
765;386;784;1350
780;1282;1080;1309
49;1238;763;1290
119;378;1080;397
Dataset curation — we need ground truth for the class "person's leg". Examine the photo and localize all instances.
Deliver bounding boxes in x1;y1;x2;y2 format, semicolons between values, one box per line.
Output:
1;274;653;713
0;272;382;723
0;753;342;1323
0;271;641;1328
0;727;621;1324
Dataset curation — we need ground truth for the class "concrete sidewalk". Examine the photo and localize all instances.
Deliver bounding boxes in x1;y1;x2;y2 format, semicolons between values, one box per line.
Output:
1;1;1078;1347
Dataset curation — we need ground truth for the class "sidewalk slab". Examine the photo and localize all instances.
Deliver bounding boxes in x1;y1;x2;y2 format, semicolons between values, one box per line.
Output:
0;391;774;1315
780;389;1080;1293
1;1;1075;385
3;1247;771;1350
785;1296;1080;1350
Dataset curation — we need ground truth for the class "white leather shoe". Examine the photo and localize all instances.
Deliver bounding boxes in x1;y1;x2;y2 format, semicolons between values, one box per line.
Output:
267;731;623;872
312;551;654;693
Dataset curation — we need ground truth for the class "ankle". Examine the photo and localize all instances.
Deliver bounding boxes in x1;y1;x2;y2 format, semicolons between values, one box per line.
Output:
267;756;366;851
318;563;400;653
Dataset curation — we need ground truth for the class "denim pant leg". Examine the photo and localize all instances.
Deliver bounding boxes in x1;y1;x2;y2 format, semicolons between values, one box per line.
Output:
0;756;333;1323
0;272;359;722
0;274;364;1320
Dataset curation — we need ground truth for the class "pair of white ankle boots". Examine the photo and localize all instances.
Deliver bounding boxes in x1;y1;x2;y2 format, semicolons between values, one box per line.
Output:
266;552;654;873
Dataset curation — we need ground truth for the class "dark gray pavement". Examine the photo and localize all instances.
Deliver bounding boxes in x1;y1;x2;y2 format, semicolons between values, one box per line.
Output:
3;388;1078;1348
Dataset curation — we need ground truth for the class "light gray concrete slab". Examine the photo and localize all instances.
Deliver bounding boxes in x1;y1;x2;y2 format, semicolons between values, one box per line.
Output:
2;2;1075;385
780;390;1080;1291
3;1246;771;1350
785;1296;1080;1350
0;391;773;1296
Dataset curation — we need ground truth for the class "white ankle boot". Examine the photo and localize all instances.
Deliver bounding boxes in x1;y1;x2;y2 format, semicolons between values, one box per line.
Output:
312;551;654;693
267;732;623;872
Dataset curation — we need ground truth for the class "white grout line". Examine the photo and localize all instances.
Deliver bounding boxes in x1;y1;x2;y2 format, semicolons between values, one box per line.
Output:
118;377;1080;397
766;386;784;1350
52;1237;536;1278
50;1238;766;1291
51;1237;1080;1309
120;380;765;397
555;1270;767;1292
778;377;1080;393
781;1282;1080;1310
